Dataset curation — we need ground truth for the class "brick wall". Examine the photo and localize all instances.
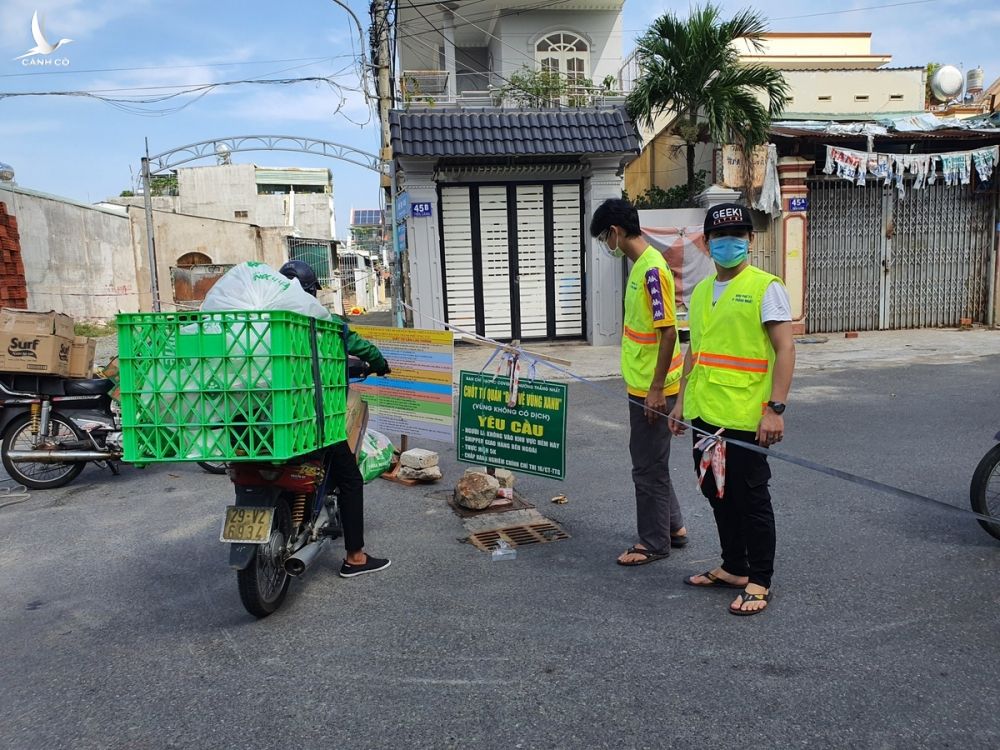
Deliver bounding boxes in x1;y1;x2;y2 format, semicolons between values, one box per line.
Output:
0;202;28;309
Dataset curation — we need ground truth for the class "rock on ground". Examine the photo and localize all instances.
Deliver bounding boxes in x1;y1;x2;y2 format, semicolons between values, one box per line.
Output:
454;472;500;510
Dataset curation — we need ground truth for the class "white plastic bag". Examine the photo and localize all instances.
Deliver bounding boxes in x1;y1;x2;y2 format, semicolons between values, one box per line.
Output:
201;261;332;320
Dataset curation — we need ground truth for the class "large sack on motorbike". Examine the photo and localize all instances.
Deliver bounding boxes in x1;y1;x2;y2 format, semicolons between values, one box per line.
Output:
358;429;394;483
201;261;332;320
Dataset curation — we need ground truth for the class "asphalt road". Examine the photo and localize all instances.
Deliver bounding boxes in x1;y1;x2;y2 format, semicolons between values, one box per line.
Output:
1;357;998;749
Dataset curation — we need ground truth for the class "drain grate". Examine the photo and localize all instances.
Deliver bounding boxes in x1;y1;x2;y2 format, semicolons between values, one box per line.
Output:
469;521;570;552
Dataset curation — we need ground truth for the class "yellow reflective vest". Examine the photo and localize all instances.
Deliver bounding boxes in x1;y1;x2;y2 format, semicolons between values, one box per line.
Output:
622;247;683;397
683;265;781;431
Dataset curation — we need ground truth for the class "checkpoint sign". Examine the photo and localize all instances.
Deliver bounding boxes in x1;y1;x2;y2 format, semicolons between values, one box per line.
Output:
457;371;567;479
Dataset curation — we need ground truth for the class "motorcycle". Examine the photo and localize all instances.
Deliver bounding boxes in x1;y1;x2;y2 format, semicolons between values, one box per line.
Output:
0;372;122;489
971;431;1000;540
222;358;373;618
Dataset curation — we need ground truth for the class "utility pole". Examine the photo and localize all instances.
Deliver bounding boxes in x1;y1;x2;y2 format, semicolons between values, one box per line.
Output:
372;0;409;327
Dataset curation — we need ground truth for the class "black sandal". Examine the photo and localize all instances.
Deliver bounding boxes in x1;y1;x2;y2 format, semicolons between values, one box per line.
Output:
729;590;772;616
670;533;689;548
617;545;669;566
683;570;745;588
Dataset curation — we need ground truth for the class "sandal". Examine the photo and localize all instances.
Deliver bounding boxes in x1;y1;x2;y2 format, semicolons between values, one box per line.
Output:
683;570;746;589
616;545;669;566
729;590;772;616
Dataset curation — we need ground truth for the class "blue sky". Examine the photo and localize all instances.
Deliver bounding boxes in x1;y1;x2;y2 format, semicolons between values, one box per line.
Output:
0;0;994;236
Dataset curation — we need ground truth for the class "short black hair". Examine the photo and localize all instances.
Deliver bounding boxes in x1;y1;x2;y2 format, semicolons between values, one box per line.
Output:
590;198;641;238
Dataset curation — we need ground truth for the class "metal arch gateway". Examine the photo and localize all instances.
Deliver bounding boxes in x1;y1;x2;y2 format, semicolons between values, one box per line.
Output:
145;135;385;176
139;135;387;312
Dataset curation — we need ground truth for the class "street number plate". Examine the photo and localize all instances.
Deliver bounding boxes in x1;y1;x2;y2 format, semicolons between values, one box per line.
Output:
220;506;274;543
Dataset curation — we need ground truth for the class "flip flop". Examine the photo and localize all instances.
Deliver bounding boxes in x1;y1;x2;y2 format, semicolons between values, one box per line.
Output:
683;570;746;589
729;590;772;616
617;545;669;566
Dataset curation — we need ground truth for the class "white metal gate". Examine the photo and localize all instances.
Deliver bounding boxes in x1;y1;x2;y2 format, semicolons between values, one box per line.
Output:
439;182;585;340
806;177;997;332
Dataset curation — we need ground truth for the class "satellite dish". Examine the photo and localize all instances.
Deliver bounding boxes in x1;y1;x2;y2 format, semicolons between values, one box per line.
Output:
0;162;14;182
930;65;964;102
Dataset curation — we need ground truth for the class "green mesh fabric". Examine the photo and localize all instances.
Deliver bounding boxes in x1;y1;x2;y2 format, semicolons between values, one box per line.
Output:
117;310;347;463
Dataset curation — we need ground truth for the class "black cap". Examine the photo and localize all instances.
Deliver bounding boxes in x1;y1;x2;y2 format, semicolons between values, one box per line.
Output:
704;202;753;237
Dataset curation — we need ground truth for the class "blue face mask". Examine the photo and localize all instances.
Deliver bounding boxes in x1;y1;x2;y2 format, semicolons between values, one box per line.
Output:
708;236;749;268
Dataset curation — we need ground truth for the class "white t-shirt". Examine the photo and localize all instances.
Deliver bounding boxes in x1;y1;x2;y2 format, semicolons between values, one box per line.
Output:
712;279;792;323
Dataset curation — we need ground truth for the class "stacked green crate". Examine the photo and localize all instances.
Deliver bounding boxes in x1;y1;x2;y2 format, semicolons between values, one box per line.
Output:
117;310;347;463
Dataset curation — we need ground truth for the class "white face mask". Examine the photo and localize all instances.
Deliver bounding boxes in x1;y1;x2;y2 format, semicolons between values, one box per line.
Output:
600;228;625;259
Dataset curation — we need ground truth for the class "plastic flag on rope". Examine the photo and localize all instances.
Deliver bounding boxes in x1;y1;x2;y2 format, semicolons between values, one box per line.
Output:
694;428;727;499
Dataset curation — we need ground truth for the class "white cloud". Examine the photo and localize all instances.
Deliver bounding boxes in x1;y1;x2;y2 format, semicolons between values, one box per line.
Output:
226;80;375;126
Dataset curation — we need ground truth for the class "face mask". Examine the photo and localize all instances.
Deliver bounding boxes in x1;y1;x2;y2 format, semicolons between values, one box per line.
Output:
708;236;749;268
600;229;625;259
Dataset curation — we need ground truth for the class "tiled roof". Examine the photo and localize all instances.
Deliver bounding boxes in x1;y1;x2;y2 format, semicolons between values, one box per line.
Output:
390;107;641;159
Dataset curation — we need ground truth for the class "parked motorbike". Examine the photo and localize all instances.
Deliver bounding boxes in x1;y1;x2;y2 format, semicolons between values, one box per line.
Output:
0;373;122;489
971;431;1000;540
222;358;373;618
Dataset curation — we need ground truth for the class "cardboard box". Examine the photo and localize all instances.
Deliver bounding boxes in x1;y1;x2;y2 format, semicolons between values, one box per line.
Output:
0;332;71;375
0;308;75;339
68;336;97;379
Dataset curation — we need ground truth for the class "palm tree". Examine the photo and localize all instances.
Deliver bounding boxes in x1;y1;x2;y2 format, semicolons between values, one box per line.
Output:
626;3;789;199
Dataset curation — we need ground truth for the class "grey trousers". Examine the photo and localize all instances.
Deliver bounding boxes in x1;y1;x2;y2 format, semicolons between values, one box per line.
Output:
628;395;684;554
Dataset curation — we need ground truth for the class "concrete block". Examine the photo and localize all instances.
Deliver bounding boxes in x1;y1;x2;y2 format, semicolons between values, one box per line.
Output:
400;448;439;469
398;465;442;482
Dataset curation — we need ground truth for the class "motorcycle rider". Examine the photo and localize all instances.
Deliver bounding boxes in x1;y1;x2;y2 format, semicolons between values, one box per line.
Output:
279;260;392;578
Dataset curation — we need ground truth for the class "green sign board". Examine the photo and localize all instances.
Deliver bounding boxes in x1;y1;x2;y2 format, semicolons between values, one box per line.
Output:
457;371;567;480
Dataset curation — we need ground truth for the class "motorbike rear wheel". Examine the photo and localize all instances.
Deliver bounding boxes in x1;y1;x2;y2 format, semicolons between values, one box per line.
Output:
970;444;1000;541
237;496;292;617
1;412;86;490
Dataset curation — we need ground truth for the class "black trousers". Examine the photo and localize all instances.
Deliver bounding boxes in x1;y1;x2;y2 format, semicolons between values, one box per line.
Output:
328;440;365;552
691;418;775;588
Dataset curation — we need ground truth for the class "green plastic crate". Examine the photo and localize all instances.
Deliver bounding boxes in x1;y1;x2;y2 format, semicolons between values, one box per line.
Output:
117;310;347;464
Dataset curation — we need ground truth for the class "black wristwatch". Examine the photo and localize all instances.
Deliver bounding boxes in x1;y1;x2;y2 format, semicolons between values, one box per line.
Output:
766;401;786;415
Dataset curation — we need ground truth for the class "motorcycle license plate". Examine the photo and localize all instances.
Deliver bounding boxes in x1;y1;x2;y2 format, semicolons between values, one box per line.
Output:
220;506;274;543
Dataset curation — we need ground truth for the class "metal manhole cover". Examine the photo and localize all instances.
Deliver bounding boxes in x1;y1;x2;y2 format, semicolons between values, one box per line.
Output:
468;521;570;552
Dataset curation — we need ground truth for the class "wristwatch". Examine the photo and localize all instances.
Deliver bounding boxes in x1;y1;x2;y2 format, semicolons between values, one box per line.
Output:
766;401;786;415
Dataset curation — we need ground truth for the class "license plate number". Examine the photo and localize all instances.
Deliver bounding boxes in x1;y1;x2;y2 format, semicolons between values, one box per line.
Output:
220;506;274;543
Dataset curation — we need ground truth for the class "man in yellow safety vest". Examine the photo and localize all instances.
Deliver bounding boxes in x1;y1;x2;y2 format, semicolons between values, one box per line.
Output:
669;202;795;615
590;198;688;566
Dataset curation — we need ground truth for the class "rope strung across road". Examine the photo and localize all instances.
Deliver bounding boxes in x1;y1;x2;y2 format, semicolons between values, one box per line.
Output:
399;302;998;527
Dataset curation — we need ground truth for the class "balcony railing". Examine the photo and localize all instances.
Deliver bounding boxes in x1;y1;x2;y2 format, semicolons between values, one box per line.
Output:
397;74;627;109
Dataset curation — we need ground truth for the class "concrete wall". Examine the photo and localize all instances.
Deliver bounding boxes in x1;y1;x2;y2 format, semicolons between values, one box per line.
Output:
3;185;139;319
625;136;714;196
734;33;875;58
778;68;925;115
174;165;334;239
126;207;292;311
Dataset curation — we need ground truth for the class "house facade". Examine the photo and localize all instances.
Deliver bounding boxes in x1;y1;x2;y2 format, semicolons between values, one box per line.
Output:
624;32;925;197
397;0;625;104
393;1;639;346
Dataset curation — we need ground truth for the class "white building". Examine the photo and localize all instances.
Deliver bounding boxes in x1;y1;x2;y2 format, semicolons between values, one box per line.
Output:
393;1;638;346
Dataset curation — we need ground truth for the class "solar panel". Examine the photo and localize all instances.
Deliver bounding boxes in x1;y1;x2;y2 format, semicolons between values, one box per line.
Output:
351;209;384;226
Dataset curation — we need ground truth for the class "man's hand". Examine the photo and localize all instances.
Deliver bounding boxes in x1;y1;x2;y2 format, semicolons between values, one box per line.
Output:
756;410;784;447
668;400;686;436
644;389;666;424
372;358;391;376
